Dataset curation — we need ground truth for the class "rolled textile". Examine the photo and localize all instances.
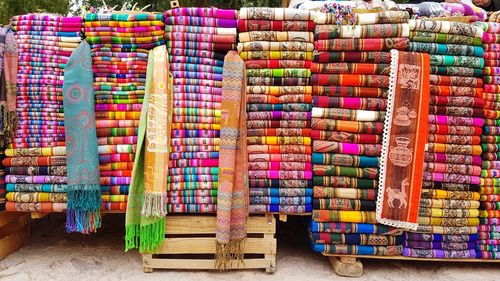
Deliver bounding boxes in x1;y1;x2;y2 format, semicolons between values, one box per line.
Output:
403;248;476;258
316;11;409;25
310;221;402;235
409;20;483;37
238;20;315;32
315;24;410;40
315;38;409;52
239;8;315;21
311;232;404;246
409;31;482;46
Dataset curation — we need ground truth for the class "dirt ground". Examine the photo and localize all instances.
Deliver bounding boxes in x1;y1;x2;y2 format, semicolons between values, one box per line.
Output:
0;214;498;281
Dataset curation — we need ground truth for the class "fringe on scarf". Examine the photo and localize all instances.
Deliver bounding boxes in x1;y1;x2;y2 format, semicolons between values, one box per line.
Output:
125;217;165;253
141;192;168;217
66;184;102;233
214;238;246;271
0;106;18;148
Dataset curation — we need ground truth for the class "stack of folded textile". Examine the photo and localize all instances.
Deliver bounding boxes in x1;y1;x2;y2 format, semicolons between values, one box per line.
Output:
164;7;237;213
309;6;409;256
3;14;82;213
84;12;165;212
237;7;315;214
402;19;485;259
476;20;500;259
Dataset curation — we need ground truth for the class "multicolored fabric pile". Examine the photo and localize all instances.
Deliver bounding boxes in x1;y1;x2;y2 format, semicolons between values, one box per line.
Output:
84;12;165;212
476;21;500;259
402;19;485;259
238;7;315;214
4;14;82;213
309;8;410;256
164;7;238;213
397;1;487;21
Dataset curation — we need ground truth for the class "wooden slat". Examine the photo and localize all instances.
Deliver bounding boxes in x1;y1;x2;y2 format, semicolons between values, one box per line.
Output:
0;212;28;229
144;257;274;270
0;214;29;238
0;224;29;260
158;237;276;254
323;254;500;263
165;216;275;234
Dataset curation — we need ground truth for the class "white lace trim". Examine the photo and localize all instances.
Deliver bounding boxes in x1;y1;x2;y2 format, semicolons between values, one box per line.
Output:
375;49;417;231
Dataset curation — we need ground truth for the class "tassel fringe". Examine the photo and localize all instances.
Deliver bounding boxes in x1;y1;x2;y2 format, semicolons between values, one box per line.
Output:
125;218;165;254
66;184;102;234
214;239;246;271
141;192;168;217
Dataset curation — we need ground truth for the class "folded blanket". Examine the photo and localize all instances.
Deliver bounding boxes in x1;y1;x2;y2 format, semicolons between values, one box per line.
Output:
315;24;410;40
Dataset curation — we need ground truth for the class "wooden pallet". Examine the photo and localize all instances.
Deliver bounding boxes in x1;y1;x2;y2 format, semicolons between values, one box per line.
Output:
0;212;30;260
324;254;500;277
143;215;277;273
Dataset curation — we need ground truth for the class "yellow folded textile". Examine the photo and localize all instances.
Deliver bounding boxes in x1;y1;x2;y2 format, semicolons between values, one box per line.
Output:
246;86;313;96
419;198;480;209
239;51;313;61
312;210;377;223
5;146;66;157
420;189;480;200
417;216;480;227
6;192;67;203
418;208;479;218
237;41;315;52
239;31;314;43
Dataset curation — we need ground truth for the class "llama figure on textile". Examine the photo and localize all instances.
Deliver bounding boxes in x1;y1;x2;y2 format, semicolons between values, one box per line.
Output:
386;178;409;209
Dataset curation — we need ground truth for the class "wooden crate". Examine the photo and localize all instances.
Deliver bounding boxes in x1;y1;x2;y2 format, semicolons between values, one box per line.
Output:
143;215;276;273
0;212;30;260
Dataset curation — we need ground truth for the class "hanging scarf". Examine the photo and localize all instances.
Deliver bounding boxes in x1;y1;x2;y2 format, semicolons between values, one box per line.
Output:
62;41;101;233
0;27;18;148
125;44;172;253
376;50;430;230
215;51;249;270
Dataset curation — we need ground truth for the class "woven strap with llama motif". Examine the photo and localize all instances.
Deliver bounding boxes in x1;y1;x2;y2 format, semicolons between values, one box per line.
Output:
376;50;430;230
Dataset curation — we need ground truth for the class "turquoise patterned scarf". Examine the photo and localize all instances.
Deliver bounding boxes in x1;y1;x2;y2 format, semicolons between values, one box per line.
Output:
62;41;101;233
